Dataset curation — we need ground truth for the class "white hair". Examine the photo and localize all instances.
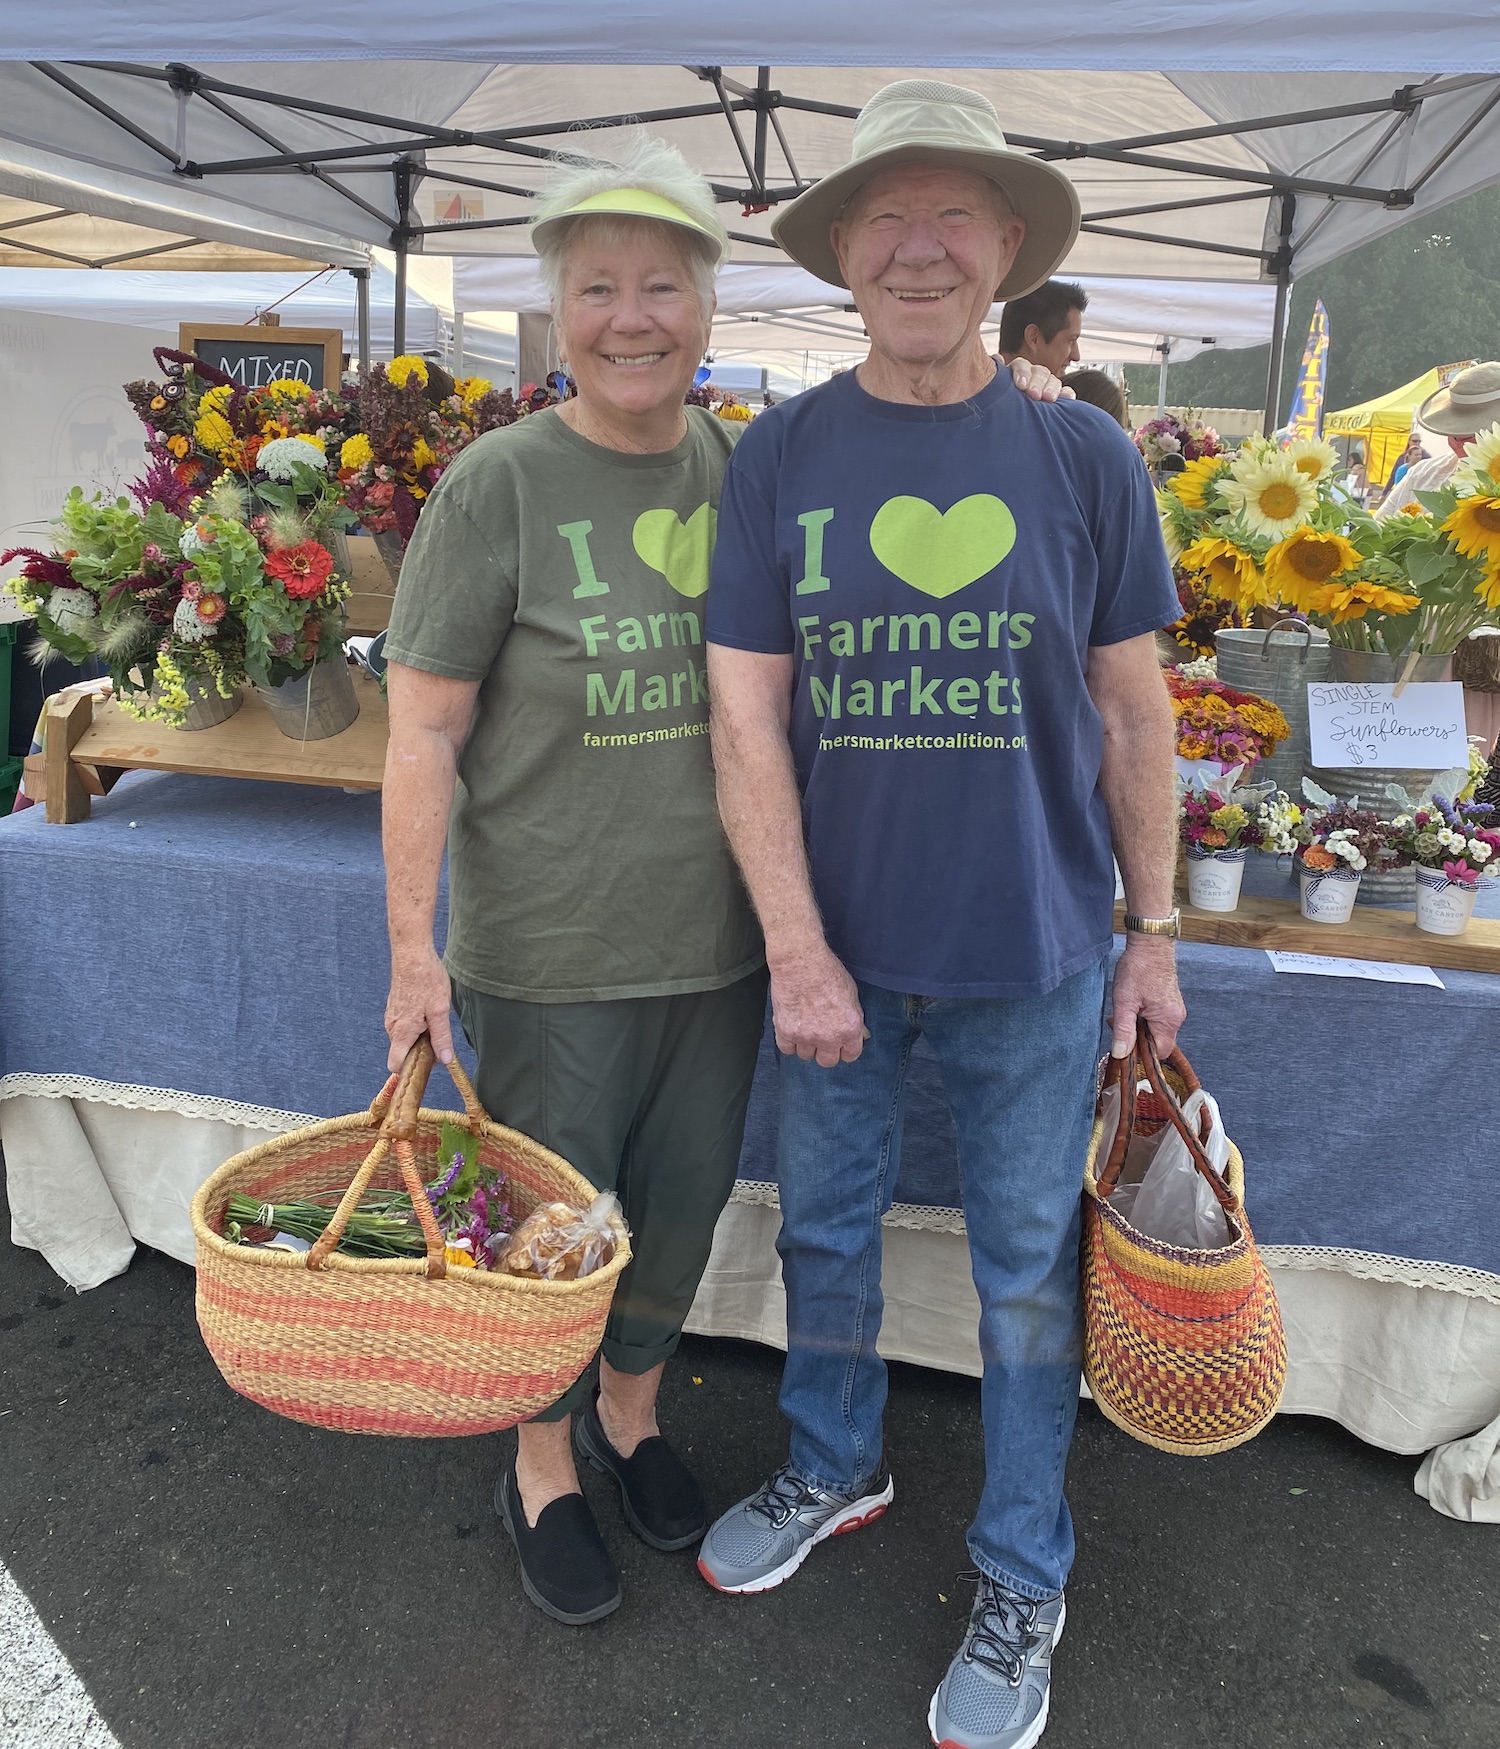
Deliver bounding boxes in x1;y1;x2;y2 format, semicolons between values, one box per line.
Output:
533;131;727;311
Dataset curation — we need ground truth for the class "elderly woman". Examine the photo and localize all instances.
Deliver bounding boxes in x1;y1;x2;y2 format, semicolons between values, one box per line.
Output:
381;136;1068;1628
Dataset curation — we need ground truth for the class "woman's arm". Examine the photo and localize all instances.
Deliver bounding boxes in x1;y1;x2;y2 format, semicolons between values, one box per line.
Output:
382;661;481;1070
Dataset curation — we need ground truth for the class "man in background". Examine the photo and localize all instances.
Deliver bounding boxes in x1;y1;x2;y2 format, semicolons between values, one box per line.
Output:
998;279;1087;378
1377;362;1500;518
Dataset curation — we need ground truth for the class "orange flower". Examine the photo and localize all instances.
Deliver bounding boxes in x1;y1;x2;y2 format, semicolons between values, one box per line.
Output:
1201;828;1228;848
1302;844;1337;871
166;434;190;459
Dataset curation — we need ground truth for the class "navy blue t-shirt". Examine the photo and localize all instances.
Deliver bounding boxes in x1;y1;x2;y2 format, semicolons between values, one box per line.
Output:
706;366;1178;999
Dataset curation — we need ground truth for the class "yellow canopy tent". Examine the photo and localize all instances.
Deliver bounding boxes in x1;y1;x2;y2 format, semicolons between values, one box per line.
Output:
1325;363;1474;487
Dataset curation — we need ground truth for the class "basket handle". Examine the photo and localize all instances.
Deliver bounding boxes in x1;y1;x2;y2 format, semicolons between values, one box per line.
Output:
1095;1024;1231;1211
1259;616;1315;665
304;1035;490;1278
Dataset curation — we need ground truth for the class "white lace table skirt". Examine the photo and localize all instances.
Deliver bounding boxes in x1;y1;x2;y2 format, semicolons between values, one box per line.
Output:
5;1078;1498;1523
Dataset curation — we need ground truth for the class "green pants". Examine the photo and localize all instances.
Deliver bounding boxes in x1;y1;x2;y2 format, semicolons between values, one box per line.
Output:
454;968;768;1422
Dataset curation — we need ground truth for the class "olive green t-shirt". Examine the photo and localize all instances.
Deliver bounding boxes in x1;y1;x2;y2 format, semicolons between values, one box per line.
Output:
384;406;763;1003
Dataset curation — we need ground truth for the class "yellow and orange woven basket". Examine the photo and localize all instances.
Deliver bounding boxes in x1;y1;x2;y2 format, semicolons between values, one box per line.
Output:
1081;1027;1286;1457
190;1038;630;1438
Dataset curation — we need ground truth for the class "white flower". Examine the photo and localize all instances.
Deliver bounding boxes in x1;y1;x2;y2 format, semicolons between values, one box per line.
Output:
257;435;327;482
1436;827;1461;849
180;523;208;559
1221;453;1319;540
1455;425;1500;491
46;586;98;638
1156;433;1181;455
1283;437;1340;486
1472;840;1492;863
172;597;215;642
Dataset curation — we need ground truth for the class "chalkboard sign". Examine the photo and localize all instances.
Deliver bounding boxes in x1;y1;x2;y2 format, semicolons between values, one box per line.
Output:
178;323;343;391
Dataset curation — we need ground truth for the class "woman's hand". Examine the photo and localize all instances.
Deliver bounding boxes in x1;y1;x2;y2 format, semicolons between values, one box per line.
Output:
1007;358;1074;401
386;946;457;1071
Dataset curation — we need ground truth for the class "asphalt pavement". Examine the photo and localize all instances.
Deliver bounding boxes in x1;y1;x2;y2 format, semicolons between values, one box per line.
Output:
1;1176;1494;1749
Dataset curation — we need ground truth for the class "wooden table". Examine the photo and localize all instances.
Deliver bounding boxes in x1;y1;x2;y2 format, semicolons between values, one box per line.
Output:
1115;894;1500;976
41;669;387;823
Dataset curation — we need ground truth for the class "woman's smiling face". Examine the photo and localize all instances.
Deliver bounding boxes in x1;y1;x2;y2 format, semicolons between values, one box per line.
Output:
554;220;713;425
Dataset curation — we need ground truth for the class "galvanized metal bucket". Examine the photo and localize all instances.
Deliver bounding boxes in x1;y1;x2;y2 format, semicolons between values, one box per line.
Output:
255;657;360;741
1214;621;1331;796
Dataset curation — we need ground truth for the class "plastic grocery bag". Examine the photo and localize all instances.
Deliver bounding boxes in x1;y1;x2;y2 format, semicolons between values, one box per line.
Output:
498;1192;621;1281
1115;1089;1232;1250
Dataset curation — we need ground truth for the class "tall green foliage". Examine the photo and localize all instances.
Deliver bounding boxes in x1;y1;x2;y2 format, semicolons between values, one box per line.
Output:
1125;184;1500;422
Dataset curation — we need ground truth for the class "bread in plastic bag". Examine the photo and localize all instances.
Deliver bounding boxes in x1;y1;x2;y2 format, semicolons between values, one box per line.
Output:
498;1192;620;1281
1114;1088;1232;1250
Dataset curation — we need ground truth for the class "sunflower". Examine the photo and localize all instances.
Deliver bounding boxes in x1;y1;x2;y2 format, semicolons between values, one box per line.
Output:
1179;536;1267;612
1263;526;1363;609
1300;579;1421;624
1283;437;1340;485
1443;493;1500;564
1221;453;1319;539
1477;566;1500;612
1455;425;1500;492
1166;454;1229;511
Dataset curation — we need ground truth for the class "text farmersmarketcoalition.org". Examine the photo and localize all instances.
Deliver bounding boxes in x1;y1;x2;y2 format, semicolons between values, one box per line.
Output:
818;732;1030;751
582;723;710;748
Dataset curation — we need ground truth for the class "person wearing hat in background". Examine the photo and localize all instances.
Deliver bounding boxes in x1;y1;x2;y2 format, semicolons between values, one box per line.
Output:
380;129;1071;1632
700;80;1183;1749
1378;361;1500;518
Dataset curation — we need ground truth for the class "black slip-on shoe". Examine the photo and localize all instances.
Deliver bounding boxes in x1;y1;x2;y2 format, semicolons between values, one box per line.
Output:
574;1391;707;1552
493;1452;622;1625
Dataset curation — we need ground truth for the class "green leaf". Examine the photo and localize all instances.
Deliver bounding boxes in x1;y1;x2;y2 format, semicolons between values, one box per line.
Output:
438;1120;481;1200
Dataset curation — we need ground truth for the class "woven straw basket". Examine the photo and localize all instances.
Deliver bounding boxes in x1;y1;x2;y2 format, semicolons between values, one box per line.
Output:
191;1038;630;1437
1081;1027;1285;1457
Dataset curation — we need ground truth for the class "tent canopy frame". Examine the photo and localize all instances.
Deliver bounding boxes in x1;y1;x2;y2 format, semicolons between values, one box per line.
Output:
22;59;1500;421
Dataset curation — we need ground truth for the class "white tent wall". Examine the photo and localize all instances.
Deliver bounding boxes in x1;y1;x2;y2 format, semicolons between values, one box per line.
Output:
0;308;170;556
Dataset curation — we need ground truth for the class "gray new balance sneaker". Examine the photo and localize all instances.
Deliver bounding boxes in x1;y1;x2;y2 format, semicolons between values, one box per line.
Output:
928;1573;1066;1749
697;1463;894;1594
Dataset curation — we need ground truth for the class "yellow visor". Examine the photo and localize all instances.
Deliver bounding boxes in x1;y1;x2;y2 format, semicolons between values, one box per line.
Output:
532;186;720;248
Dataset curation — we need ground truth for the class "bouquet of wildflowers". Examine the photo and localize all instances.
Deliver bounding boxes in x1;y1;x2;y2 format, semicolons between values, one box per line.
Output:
1179;787;1270;855
1387;795;1500;889
225;1121;513;1268
1134;410;1223;472
1164;669;1290;768
1263;784;1396;874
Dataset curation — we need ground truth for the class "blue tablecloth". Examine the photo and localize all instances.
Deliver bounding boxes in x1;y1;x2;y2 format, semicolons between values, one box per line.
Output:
3;771;1497;1277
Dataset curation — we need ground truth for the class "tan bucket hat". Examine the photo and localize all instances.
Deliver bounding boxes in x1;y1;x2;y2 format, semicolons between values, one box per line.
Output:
1417;360;1500;436
771;79;1080;298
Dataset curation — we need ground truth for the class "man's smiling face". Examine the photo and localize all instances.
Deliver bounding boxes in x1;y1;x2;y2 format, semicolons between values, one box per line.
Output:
832;164;1025;374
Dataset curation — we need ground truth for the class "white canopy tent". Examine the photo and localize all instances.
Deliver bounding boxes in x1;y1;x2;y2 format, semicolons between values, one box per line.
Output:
1;12;1498;420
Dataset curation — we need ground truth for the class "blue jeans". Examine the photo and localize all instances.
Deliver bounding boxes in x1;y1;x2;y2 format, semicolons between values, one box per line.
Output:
775;960;1106;1600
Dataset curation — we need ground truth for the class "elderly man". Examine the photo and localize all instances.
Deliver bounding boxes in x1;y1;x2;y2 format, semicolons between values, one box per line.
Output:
1377;361;1500;518
998;278;1088;378
698;81;1184;1749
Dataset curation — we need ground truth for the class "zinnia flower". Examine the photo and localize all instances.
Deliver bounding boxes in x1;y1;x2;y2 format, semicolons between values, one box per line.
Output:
1443;493;1500;564
264;539;335;600
1302;844;1337;870
386;355;429;389
1263;527;1363;608
340;433;374;471
1222;453;1319;539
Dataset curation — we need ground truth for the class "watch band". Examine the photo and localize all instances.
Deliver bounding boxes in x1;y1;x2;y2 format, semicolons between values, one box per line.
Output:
1123;908;1181;939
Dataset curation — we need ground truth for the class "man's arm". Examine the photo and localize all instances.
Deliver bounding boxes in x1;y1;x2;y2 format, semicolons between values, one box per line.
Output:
707;644;867;1068
1086;634;1186;1057
382;661;481;1070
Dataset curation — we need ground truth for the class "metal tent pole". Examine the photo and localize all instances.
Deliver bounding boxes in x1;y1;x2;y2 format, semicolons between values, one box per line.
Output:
1156;338;1171;417
351;265;370;375
393;242;408;358
451;310;465;374
1262;192;1297;436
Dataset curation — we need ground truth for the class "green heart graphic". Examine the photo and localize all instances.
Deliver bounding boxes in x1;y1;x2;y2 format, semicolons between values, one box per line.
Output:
869;494;1016;598
632;503;717;598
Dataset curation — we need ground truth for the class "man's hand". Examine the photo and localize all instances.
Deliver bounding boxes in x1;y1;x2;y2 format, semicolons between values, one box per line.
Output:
769;945;869;1068
1108;937;1186;1059
386;945;457;1071
1007;358;1074;402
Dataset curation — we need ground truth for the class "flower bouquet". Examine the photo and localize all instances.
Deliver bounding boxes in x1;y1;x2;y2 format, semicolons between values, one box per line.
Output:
337;356;534;570
1387;793;1499;936
1165;667;1290;791
1134;410;1224;474
1263;783;1396;922
1178;786;1272;912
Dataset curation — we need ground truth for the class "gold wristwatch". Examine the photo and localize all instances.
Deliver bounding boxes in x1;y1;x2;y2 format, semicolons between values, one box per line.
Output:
1123;909;1181;939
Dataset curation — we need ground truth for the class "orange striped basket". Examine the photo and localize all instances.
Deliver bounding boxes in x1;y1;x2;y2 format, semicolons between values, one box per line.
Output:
1081;1025;1286;1456
190;1036;630;1437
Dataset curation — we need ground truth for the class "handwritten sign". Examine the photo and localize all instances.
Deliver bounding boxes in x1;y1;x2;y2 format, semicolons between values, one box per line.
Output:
1266;951;1444;987
1306;680;1468;770
178;323;342;391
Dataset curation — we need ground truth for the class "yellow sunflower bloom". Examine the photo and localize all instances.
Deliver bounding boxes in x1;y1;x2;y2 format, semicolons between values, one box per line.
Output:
1454;425;1500;494
1179;536;1267;612
1282;436;1340;485
340;433;374;470
1167;455;1229;511
411;437;438;471
1443;493;1500;564
1476;565;1500;612
1221;453;1319;539
1300;580;1420;624
1263;526;1363;610
386;355;430;389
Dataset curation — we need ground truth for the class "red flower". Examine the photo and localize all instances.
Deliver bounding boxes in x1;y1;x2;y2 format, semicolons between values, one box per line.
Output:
264;540;335;601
